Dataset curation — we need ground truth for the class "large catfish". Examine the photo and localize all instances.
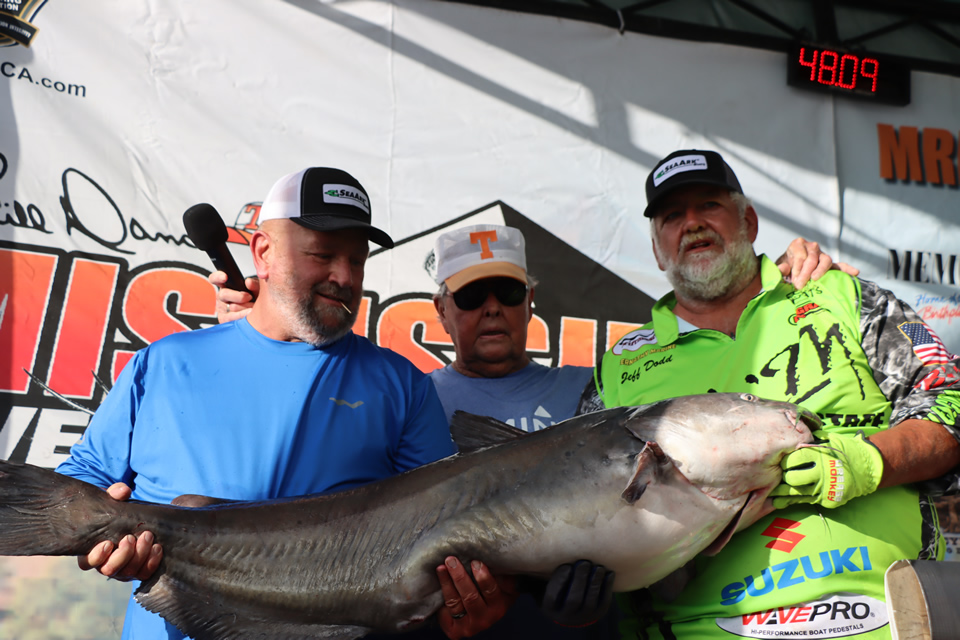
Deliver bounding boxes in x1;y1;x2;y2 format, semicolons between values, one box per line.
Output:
0;393;817;639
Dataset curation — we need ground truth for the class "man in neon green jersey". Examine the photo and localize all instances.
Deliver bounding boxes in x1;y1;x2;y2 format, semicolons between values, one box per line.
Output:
580;149;960;639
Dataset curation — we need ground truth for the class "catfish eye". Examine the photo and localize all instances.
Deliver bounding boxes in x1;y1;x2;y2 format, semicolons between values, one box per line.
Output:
740;394;758;402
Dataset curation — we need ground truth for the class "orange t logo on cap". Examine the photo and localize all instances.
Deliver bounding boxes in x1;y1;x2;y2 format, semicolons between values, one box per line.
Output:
469;230;498;259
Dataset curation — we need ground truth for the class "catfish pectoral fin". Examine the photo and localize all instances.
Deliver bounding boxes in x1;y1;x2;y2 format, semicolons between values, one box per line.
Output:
621;441;671;504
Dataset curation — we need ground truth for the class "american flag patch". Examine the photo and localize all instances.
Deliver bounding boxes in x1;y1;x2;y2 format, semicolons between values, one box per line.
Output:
898;322;956;366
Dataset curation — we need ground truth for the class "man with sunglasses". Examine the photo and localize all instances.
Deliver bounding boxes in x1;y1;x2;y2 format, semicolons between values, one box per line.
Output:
428;224;593;431
427;223;618;640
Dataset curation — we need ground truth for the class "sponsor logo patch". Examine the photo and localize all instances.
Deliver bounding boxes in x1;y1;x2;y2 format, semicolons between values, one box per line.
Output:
652;154;708;187
786;285;823;303
612;329;657;355
817;412;886;427
826;459;845;504
619;344;676;366
329;397;364;409
916;364;960;391
322;183;370;214
720;546;873;607
0;0;47;47
715;592;888;638
619;354;674;384
789;302;826;325
761;518;805;553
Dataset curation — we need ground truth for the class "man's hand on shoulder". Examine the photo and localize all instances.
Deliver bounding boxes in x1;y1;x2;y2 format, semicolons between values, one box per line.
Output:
776;237;860;290
78;483;162;581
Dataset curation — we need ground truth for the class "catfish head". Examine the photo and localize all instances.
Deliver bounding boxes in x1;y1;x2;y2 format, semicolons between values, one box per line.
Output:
622;393;818;552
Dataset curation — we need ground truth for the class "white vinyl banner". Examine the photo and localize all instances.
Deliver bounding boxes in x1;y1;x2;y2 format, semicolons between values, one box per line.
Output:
835;77;960;333
0;1;957;636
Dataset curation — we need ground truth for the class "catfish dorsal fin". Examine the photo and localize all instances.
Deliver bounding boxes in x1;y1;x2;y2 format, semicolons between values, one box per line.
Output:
450;411;527;453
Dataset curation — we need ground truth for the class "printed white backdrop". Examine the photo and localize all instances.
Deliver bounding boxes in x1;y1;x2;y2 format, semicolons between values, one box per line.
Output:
0;1;958;637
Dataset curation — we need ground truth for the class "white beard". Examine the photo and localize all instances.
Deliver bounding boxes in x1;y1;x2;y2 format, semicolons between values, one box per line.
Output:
662;226;758;301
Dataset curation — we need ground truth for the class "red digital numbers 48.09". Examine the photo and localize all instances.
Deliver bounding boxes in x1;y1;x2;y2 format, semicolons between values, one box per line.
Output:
798;47;878;92
786;42;910;106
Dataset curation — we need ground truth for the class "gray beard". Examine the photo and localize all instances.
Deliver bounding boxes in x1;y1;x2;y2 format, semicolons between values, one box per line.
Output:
664;228;759;302
290;298;354;347
275;285;355;347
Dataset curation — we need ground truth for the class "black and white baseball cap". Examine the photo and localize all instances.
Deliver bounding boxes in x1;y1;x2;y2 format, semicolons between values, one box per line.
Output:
643;150;743;217
258;167;394;248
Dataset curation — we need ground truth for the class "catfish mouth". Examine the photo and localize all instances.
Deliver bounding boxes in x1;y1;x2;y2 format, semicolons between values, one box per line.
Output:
702;491;754;556
701;409;820;558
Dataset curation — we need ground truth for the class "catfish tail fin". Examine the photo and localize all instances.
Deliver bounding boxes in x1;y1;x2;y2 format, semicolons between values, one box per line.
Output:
0;459;125;556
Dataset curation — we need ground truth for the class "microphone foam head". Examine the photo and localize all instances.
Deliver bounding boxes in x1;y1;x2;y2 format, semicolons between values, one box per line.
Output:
183;203;228;251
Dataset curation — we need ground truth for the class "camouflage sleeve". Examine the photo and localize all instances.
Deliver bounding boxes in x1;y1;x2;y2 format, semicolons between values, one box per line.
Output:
858;278;960;493
575;361;606;416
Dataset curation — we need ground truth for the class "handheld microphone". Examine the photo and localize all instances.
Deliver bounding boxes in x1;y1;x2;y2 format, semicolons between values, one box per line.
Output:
182;203;251;294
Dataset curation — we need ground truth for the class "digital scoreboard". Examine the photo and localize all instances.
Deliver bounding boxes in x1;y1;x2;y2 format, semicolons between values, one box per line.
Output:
786;43;911;106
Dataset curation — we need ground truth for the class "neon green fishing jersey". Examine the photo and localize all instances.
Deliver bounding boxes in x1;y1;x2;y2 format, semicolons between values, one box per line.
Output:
595;257;957;640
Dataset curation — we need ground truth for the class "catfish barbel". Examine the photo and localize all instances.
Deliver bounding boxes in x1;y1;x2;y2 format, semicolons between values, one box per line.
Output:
0;393;817;639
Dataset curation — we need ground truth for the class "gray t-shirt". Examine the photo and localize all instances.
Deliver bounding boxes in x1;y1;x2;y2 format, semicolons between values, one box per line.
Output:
428;361;593;431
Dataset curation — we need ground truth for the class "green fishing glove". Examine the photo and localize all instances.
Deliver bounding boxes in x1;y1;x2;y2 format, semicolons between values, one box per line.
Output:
769;431;884;510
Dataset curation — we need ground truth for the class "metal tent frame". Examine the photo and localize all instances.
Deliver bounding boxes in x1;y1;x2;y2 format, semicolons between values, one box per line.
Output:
439;0;960;77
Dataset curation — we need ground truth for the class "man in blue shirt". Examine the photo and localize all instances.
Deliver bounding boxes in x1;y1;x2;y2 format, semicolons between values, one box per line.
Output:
58;167;456;640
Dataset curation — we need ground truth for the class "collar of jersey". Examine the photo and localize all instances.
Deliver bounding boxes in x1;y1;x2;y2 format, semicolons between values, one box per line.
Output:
650;254;781;344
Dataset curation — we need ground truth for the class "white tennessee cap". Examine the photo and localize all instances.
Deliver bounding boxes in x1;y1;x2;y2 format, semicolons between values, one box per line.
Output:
434;224;527;292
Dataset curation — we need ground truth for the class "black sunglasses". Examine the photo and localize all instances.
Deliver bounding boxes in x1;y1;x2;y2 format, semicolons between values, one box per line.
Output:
450;277;528;311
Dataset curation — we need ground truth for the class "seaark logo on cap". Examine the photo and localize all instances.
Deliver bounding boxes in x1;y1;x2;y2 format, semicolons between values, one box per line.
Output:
323;183;370;214
652;154;709;187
